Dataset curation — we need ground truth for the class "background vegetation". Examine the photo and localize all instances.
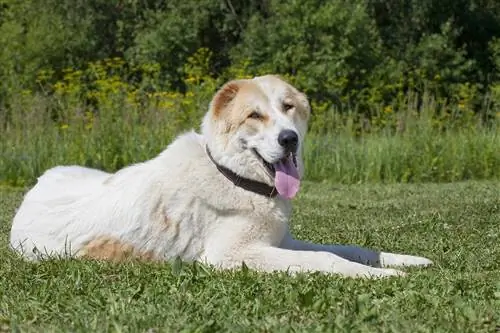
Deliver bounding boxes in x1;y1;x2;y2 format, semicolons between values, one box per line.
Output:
0;0;499;186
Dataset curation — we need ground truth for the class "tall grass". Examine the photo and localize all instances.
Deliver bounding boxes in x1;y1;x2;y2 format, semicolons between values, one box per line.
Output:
305;94;499;183
0;62;498;187
0;93;204;187
305;130;498;184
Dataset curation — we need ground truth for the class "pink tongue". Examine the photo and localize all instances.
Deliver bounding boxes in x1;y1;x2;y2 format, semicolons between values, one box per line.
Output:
274;155;300;199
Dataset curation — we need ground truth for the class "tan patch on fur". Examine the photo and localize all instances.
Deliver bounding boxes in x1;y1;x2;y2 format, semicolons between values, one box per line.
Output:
214;81;271;134
149;197;176;236
212;80;242;118
261;113;270;124
80;237;157;262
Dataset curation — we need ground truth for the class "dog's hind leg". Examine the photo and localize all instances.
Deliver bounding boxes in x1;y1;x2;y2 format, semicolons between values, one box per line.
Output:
279;232;433;268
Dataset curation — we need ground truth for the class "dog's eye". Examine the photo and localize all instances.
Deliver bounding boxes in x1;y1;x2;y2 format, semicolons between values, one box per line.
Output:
248;111;263;120
283;102;294;112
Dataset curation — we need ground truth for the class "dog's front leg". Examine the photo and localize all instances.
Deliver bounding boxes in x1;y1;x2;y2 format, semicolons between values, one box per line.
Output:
222;244;405;278
280;231;433;268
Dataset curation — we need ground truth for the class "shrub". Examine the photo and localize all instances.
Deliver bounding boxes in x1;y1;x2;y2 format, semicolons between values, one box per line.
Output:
1;0;500;108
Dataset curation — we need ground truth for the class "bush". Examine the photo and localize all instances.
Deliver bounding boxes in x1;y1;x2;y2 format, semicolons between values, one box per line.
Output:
1;0;500;108
230;0;382;105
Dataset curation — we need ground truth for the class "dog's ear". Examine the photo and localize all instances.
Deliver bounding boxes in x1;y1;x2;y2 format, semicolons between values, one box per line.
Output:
211;80;244;118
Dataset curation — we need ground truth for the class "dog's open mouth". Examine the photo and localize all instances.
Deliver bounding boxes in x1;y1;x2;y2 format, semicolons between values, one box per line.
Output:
252;149;277;177
252;149;300;199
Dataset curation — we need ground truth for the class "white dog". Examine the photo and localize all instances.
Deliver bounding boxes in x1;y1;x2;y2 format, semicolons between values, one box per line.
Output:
9;75;432;278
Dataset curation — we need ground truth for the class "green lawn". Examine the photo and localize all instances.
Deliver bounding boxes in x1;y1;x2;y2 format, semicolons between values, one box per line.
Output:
0;181;499;332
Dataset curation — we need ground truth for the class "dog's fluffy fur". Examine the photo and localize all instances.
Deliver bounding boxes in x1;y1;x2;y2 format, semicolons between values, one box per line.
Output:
10;75;432;278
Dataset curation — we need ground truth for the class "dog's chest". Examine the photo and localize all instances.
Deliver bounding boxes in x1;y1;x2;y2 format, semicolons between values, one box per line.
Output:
245;196;292;245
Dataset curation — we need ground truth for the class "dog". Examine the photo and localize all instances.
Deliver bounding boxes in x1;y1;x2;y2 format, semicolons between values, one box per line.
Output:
9;75;432;278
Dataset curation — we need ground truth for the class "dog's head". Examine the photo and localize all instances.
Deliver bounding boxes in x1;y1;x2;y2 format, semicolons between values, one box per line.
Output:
201;75;311;199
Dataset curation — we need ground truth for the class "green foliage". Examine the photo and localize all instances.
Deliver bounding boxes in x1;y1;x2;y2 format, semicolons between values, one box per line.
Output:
1;182;499;331
1;0;500;107
0;0;258;95
0;0;114;92
231;0;383;104
126;0;256;88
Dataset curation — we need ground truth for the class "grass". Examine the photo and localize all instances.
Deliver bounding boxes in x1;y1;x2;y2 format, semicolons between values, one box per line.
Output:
1;181;499;332
304;129;499;183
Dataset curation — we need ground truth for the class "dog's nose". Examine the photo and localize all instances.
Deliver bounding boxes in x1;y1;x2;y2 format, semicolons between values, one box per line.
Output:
278;130;299;153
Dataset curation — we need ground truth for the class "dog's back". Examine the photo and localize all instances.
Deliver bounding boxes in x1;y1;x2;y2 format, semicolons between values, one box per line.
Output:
28;166;111;202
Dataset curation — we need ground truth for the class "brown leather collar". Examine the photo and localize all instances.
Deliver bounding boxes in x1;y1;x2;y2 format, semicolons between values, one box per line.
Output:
205;146;278;198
